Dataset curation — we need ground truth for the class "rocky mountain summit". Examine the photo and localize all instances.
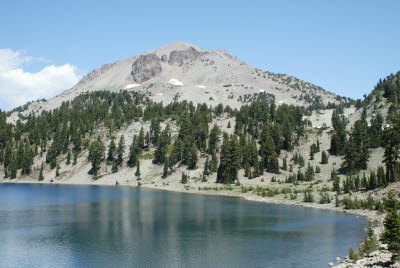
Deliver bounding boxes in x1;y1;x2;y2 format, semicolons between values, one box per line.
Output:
8;41;343;123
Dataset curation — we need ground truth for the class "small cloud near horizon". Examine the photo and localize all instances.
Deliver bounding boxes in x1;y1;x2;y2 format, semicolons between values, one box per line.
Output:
0;48;82;111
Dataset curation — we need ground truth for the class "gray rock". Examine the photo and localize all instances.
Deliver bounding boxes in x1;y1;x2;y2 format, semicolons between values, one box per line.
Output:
168;47;201;66
161;55;168;62
368;250;380;257
328;262;334;267
131;54;162;83
335;257;341;262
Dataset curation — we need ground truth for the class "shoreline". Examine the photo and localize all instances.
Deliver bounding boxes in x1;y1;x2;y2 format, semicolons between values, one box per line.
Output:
1;178;382;222
1;178;387;267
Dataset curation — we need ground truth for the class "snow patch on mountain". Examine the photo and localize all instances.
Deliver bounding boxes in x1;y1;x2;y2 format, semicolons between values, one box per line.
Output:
124;84;141;89
167;79;183;86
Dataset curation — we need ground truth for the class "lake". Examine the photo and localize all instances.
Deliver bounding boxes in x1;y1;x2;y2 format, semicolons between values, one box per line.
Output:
0;183;368;267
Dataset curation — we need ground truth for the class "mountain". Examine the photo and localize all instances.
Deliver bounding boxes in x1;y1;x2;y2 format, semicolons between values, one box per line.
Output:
8;41;344;123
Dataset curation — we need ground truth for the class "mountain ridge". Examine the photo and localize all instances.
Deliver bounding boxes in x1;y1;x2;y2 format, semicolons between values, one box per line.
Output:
8;41;346;123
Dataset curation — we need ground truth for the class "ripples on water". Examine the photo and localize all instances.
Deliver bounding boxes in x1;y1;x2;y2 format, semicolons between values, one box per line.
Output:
0;183;368;267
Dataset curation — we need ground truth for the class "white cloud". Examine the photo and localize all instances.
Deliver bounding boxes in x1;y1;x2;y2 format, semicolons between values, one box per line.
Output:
0;49;82;111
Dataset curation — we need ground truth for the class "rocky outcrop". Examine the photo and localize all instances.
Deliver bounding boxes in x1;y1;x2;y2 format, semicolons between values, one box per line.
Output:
168;47;202;66
161;55;168;62
131;54;162;83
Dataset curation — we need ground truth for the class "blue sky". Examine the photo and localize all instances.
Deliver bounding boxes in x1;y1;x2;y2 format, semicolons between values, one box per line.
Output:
0;0;399;110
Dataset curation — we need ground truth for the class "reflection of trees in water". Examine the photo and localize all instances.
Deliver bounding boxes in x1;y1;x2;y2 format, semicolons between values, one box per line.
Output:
0;185;369;267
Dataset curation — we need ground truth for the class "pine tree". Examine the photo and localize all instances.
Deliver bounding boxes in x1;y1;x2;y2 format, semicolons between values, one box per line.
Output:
135;159;140;177
369;113;383;148
383;110;400;182
3;143;12;170
162;157;168;179
344;120;370;174
138;127;145;152
208;124;221;154
330;110;347;155
88;137;105;177
268;152;280;174
282;156;287;171
244;162;250;177
112;160;118;173
10;159;17;179
144;132;151;151
332;171;341;193
117;135;125;166
282;120;293;151
181;172;188;184
253;157;260;177
211;152;218;173
39;163;44;181
217;134;229;183
305;163;314;181
186;143;198;169
66;150;71;165
73;150;78;165
217;134;241;184
299;155;305;167
383;193;400;254
150;118;161;145
107;137;116;163
154;126;170;164
321;151;328;164
309;145;315;160
56;165;60;177
127;135;138;167
260;127;276;171
203;157;210;176
170;138;183;165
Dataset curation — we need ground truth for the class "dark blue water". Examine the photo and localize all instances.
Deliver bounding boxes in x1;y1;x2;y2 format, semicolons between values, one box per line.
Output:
0;183;368;267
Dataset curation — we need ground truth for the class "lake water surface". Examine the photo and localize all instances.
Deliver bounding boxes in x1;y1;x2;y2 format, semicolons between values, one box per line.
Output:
0;183;368;267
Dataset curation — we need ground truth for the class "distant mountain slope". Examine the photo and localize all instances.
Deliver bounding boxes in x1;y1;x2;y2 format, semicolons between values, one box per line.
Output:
8;41;345;123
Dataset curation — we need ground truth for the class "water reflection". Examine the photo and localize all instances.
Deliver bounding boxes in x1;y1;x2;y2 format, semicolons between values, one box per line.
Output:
0;184;368;267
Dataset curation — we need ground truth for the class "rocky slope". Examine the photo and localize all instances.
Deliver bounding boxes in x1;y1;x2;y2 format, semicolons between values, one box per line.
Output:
8;41;342;123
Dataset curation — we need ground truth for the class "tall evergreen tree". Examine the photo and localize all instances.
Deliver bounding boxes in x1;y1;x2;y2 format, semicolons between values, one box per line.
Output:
39;163;44;181
208;124;221;154
268;152;280;174
135;159;140;177
162;157;168;179
282;156;288;171
154;125;170;164
383;110;400;182
73;150;78;165
321;151;328;164
88;137;105;177
344;120;370;174
107;137;116;162
170;138;183;165
383;193;400;255
66;150;71;165
330;110;347;155
127;135;138;167
117;135;125;166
